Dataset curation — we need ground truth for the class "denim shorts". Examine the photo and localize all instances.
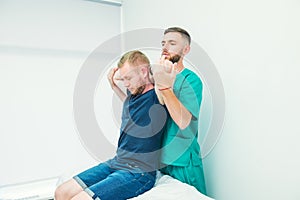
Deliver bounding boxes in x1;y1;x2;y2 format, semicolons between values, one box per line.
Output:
73;162;156;200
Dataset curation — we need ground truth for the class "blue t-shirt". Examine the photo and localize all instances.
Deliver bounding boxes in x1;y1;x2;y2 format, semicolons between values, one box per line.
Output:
107;89;167;172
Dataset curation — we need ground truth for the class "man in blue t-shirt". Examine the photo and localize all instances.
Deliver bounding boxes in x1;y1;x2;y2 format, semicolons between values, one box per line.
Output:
55;50;167;200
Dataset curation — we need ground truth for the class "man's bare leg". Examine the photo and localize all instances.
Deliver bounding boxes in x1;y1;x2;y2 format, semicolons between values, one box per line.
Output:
55;179;83;200
71;191;94;200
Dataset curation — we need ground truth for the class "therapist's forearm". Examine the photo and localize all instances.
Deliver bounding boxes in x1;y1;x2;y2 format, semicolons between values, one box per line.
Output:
160;89;192;130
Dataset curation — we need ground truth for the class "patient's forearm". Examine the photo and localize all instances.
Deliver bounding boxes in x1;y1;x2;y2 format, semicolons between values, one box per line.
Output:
113;86;126;102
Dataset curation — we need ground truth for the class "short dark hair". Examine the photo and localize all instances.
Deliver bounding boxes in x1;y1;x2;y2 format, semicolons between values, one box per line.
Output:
164;27;191;44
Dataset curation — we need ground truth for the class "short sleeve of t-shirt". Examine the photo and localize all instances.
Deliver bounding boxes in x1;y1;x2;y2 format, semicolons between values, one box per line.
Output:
175;69;203;120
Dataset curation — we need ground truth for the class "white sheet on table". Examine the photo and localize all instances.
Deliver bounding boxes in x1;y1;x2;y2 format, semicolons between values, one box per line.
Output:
130;172;214;200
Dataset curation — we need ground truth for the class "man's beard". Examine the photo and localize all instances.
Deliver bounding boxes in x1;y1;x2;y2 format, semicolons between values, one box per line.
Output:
169;54;181;63
132;84;146;95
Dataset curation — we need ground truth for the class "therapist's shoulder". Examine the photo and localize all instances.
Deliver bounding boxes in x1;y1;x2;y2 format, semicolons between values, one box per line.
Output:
181;68;202;87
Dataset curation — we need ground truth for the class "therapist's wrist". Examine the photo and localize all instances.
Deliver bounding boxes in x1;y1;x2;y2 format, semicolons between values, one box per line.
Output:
158;87;171;91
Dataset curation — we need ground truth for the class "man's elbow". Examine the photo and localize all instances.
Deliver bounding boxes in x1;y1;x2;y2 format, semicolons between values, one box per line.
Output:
178;115;192;130
178;123;188;130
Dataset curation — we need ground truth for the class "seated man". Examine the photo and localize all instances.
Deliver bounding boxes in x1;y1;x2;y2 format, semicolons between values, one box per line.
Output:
55;50;167;200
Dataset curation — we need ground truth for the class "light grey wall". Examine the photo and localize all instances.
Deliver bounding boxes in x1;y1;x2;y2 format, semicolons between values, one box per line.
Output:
0;0;121;186
122;0;300;199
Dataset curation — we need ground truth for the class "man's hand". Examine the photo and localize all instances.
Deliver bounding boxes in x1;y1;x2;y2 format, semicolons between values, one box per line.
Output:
152;58;178;89
107;67;120;89
107;67;127;102
152;56;178;105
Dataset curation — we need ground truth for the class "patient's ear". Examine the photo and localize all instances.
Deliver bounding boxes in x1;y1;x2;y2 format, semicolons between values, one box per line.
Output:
140;65;149;78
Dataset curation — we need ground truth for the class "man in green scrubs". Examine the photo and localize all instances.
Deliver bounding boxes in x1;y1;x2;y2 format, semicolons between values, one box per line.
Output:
152;27;207;194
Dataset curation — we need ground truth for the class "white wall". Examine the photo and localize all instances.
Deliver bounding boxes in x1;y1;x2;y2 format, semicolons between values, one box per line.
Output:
122;0;300;199
0;0;121;186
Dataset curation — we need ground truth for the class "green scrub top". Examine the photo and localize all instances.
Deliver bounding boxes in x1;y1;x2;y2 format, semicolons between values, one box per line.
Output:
161;68;203;167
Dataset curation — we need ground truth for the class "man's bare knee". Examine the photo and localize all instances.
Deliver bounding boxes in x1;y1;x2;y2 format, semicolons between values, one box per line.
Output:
55;184;66;200
71;191;93;200
55;179;83;200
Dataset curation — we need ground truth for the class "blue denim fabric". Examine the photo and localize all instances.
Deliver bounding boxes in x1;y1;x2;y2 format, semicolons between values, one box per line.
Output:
74;162;156;200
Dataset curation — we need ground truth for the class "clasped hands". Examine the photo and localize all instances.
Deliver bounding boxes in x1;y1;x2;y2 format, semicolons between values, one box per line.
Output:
151;56;179;104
